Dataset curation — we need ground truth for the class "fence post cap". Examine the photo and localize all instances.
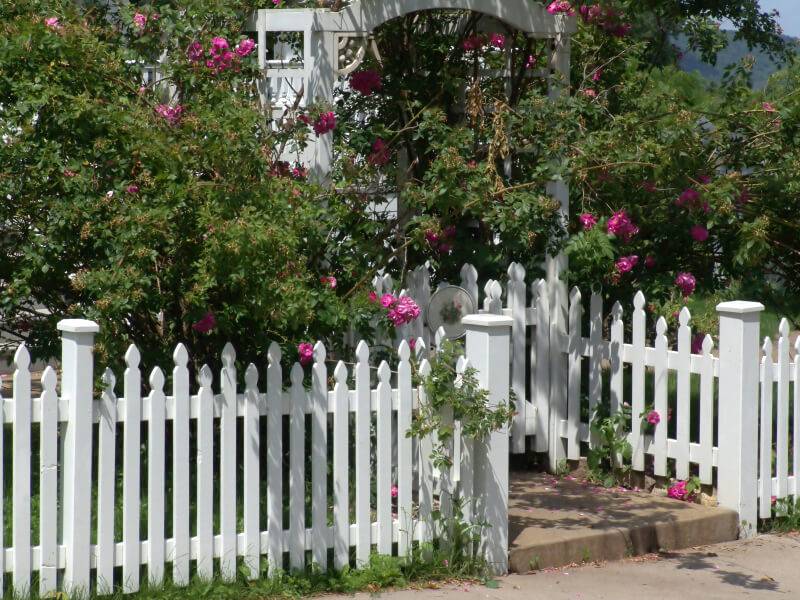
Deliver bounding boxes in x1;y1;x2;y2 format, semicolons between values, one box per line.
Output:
57;319;100;334
462;314;513;328
716;301;765;315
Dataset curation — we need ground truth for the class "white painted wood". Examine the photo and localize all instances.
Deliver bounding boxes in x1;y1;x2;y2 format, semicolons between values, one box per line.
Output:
464;313;511;575
354;342;371;566
567;288;582;460
548;273;568;470
483;280;503;314
716;301;763;537
631;292;647;471
12;344;31;593
333;361;350;569
243;363;261;579
508;263;527;454
588;293;603;448
795;337;800;498
460;263;479;310
196;365;215;579
96;368;117;594
760;338;774;517
171;344;191;585
267;343;284;572
311;342;328;570
57;320;99;592
699;336;715;484
289;363;306;570
609;302;623;416
397;341;413;556
147;368;166;585
455;357;474;528
122;344;142;592
0;368;4;597
654;317;669;477
777;319;790;498
220;343;237;580
676;307;691;480
417;359;434;546
38;367;58;596
534;280;550;453
376;361;392;555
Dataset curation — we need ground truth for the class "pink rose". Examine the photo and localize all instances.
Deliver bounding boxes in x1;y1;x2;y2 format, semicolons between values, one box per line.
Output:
646;410;660;425
313;112;336;136
690;225;709;242
298;342;314;366
45;17;61;30
349;70;382;96
644;255;656;269
368;291;378;303
763;102;776;113
408;338;417;351
235;38;256;57
368;138;390;166
192;311;217;334
155;104;183;126
606;209;639;242
126;185;139;194
675;272;696;298
547;1;575;16
579;213;597;231
489;33;506;49
187;41;204;62
391;485;398;498
380;293;397;308
133;13;147;30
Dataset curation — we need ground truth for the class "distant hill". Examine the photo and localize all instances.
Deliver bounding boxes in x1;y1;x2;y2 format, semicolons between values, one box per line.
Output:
677;31;797;88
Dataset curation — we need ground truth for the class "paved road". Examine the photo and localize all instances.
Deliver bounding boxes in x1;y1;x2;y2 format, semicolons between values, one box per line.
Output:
341;535;800;599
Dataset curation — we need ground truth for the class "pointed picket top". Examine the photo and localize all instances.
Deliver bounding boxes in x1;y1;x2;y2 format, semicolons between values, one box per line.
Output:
377;361;391;383
656;316;668;336
268;341;282;365
173;343;189;367
198;364;213;387
486;279;502;301
102;367;117;393
535;278;547;300
245;363;259;388
679;306;691;327
612;301;623;320
795;335;800;356
434;326;446;348
41;366;57;392
13;342;30;370
455;355;468;375
507;262;526;282
290;362;304;385
371;274;382;292
381;273;394;294
633;290;646;310
460;263;478;285
763;336;773;356
334;361;348;383
355;340;369;363
313;340;326;363
221;342;236;368
125;344;141;369
398;288;408;298
414;337;426;360
419;358;431;378
702;334;714;355
149;367;165;392
483;279;496;298
569;286;581;304
779;318;790;338
397;339;411;362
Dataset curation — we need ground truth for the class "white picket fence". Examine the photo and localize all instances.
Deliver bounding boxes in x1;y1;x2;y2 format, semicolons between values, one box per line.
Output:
398;261;796;535
0;316;510;596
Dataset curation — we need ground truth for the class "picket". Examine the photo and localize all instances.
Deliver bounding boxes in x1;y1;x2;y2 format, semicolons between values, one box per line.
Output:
759;338;774;518
267;343;284;572
776;319;790;498
508;263;527;454
397;341;413;556
196;365;215;580
333;361;350;569
171;344;191;586
376;361;393;554
588;293;602;448
609;302;623;417
243;363;261;579
354;342;371;565
630;292;647;471
795;337;800;495
122;345;142;593
653;318;668;477
39;367;58;596
12;344;31;593
567;288;582;460
289;363;306;570
533;279;550;453
699;336;715;484
417;358;434;546
220;344;238;580
147;368;166;585
311;342;328;569
676;308;691;480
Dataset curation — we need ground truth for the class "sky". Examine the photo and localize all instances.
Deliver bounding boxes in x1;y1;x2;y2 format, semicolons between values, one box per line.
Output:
757;0;800;38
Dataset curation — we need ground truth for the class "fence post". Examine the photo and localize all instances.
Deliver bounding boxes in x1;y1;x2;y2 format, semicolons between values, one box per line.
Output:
58;319;100;592
716;301;763;538
463;313;511;575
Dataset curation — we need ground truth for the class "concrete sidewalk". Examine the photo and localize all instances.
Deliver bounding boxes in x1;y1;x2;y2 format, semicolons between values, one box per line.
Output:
339;535;800;599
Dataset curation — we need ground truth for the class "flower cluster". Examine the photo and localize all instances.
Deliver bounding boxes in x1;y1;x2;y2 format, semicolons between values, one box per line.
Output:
675;187;709;213
675;272;696;297
320;275;337;290
615;255;639;274
313;112;337;136
547;1;575;16
378;294;421;327
155;104;183;126
192;311;216;334
298;342;314;366
579;213;597;230
349;70;382;96
667;480;695;502
690;224;709;242
187;37;254;73
489;33;506;49
45;17;62;30
579;4;632;37
425;225;456;254
132;11;158;33
368;138;391;166
606;209;639;242
270;161;308;180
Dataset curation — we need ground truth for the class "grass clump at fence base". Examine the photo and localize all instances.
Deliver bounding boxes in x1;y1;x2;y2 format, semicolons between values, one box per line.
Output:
761;497;800;534
11;549;486;600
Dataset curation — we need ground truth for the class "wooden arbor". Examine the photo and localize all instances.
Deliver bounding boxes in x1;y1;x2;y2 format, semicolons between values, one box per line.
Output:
247;0;576;462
